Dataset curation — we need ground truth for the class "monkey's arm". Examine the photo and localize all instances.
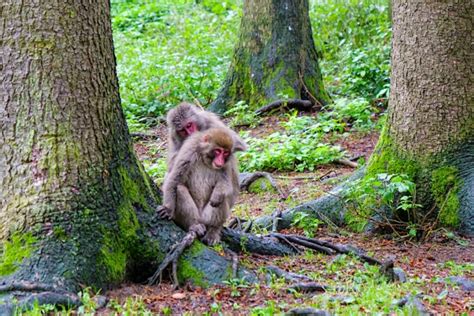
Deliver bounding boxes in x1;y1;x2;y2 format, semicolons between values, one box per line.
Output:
158;154;195;219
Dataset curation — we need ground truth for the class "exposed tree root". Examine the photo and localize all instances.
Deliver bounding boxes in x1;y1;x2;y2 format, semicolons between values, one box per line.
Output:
255;169;365;231
265;266;312;283
0;282;80;315
288;282;330;293
222;227;406;283
254;99;314;116
393;294;429;315
287;307;331;316
222;228;297;256
148;230;198;287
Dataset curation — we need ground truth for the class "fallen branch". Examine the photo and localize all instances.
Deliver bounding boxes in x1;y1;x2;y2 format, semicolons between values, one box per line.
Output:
254;99;314;116
130;132;156;140
335;158;358;168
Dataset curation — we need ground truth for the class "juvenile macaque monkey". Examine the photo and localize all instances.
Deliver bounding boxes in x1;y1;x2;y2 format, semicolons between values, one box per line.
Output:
166;102;247;171
158;128;240;245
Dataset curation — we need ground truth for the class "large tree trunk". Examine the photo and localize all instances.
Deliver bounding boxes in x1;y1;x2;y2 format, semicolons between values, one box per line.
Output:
367;1;473;234
209;0;330;113
0;1;250;311
255;1;473;236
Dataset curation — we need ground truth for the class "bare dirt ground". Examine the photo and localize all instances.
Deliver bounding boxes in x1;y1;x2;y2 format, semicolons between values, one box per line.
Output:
99;115;473;315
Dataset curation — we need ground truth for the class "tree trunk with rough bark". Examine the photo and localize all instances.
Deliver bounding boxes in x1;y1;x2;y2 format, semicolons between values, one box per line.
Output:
365;1;473;234
209;0;330;113
0;1;251;312
256;0;473;236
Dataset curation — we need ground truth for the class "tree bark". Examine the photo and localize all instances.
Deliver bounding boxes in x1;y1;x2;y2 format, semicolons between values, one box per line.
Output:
209;0;330;113
0;1;252;310
254;1;473;236
367;0;473;234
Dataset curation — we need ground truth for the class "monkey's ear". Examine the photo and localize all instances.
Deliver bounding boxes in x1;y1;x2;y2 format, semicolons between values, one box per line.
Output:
233;137;248;152
203;134;210;143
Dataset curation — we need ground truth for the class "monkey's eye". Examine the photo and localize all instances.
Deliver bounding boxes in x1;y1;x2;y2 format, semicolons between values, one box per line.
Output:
214;148;223;156
186;122;193;128
223;151;230;157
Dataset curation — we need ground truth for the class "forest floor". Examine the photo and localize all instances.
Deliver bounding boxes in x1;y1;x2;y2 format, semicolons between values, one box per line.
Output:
100;115;473;315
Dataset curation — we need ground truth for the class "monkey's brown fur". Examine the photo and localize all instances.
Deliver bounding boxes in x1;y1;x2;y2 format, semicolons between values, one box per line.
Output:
159;128;240;245
166;102;247;171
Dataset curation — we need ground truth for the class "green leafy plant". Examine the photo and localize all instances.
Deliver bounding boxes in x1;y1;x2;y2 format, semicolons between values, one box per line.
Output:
310;0;391;101
224;101;261;128
143;158;168;182
111;0;240;121
322;97;377;130
345;173;421;235
223;278;250;297
292;212;323;238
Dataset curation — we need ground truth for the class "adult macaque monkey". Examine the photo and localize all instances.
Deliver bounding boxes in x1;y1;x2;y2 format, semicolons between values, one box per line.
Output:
166;102;247;171
158;128;240;245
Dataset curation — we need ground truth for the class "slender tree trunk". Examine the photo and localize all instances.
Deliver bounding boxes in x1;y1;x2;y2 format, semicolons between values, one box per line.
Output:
367;0;473;234
0;1;250;310
210;0;330;113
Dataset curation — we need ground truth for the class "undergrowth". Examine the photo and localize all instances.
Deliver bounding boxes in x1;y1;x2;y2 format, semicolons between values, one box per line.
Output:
112;0;391;126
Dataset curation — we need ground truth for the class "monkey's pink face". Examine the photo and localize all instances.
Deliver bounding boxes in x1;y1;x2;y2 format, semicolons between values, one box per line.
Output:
178;121;198;138
212;148;230;169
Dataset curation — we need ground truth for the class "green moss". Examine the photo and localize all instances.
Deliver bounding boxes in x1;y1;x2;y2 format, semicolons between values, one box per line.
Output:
431;166;461;227
0;232;37;276
99;232;127;282
176;242;208;287
367;128;418;177
53;226;67;241
248;177;276;193
177;259;207;287
118;166;146;206
98;165;161;282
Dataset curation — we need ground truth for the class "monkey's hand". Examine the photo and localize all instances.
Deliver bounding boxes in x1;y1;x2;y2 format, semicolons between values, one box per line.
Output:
189;224;206;237
156;205;174;220
209;192;225;208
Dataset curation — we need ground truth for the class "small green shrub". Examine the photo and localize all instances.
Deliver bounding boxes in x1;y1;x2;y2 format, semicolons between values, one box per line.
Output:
310;0;391;100
111;1;240;120
323;98;377;130
345;173;420;233
224;101;261;128
240;132;342;172
292;212;322;238
143;158;168;183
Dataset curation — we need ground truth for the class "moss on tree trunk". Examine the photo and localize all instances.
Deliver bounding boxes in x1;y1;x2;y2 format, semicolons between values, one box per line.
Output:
365;1;473;234
255;1;473;237
0;1;252;310
209;0;330;113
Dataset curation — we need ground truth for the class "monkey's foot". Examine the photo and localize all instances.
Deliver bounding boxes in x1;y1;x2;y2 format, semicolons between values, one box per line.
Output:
202;231;221;246
156;205;173;220
189;224;206;237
